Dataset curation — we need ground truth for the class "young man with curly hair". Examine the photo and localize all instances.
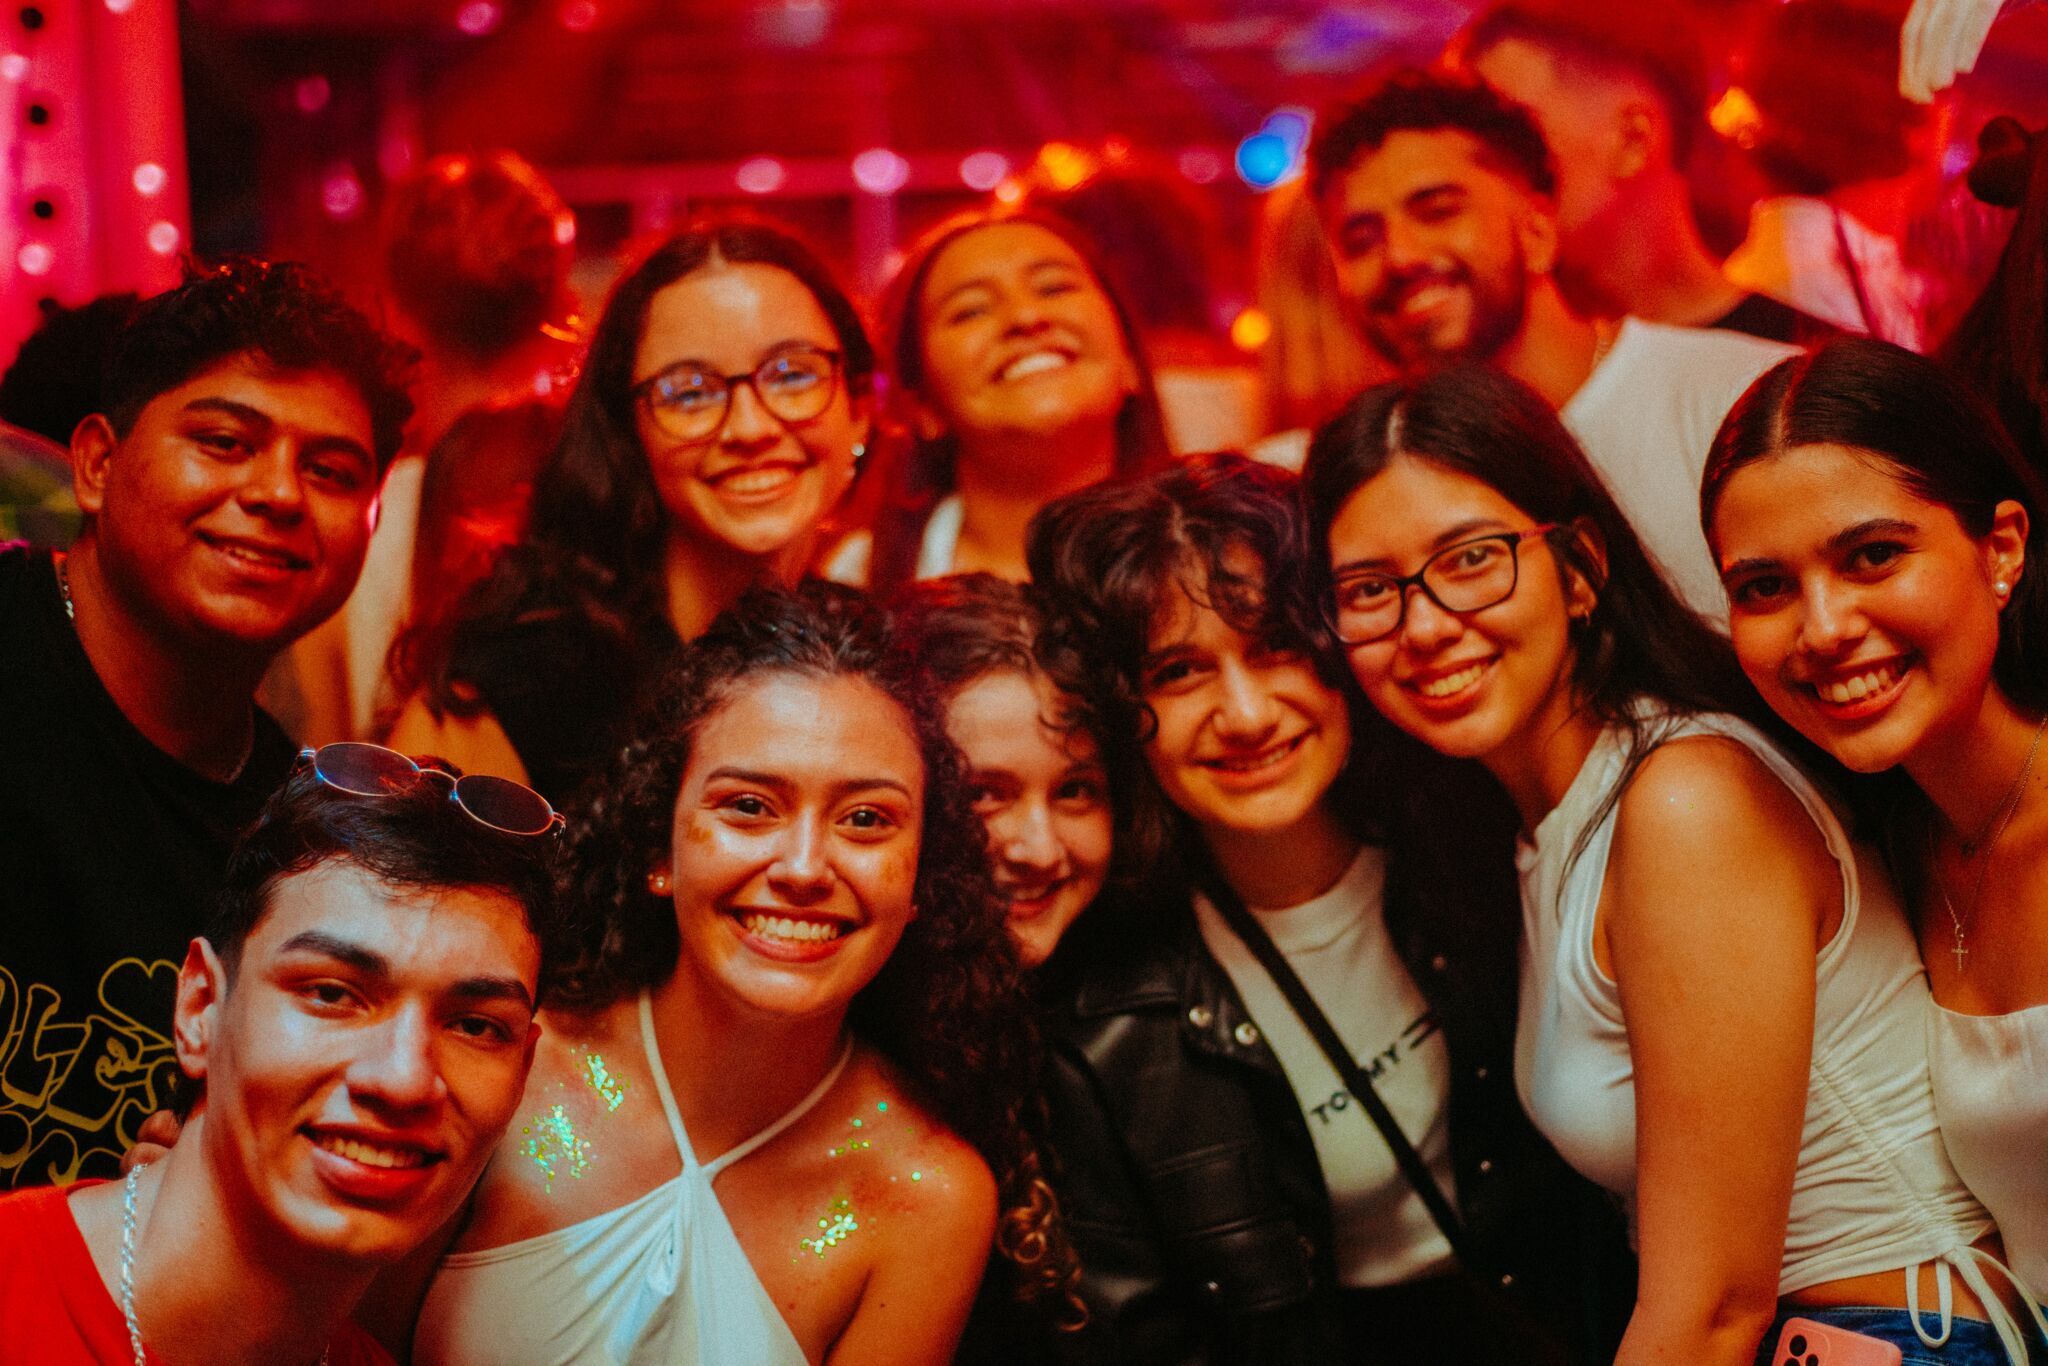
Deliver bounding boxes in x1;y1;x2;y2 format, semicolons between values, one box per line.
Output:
0;259;415;1190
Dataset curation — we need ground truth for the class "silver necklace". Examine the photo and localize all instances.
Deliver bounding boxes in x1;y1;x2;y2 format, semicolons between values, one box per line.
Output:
121;1166;330;1366
1932;712;2048;972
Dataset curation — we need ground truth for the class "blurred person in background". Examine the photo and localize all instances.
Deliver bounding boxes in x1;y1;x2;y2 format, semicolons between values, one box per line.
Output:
289;150;578;745
1943;116;2048;477
1029;163;1267;455
386;213;873;807
1725;0;1944;349
1450;1;1836;344
0;292;143;547
829;206;1170;591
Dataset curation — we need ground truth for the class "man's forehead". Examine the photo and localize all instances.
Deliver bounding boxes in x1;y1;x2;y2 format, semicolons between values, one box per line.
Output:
1328;127;1529;207
245;859;539;985
137;353;375;440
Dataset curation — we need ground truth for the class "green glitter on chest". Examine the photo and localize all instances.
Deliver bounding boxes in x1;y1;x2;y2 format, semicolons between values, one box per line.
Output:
798;1196;861;1257
583;1052;628;1111
522;1104;591;1188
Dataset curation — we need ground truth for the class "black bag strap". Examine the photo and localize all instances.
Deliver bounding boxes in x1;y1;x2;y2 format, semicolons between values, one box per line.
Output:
1198;861;1474;1265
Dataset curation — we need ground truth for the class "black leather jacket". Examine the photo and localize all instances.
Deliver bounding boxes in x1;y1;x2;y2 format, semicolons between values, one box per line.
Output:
1034;820;1635;1366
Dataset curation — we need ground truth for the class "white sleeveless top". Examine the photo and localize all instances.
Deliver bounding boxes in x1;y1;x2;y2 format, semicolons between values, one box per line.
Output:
1930;1002;2048;1312
414;992;848;1366
1515;712;2017;1348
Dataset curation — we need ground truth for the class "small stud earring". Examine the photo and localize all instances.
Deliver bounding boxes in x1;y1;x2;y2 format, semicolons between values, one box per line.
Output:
1996;580;2012;598
646;869;671;896
851;440;866;464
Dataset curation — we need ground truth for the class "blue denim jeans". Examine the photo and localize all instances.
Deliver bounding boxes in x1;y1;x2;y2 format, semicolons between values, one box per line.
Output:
1754;1305;2048;1366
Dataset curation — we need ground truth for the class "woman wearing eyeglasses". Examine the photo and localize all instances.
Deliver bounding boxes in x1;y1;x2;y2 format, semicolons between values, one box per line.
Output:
1024;453;1630;1365
387;213;874;805
1302;363;2011;1366
826;207;1171;592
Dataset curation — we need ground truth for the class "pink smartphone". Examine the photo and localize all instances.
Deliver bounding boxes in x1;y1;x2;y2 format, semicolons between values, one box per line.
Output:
1772;1317;1905;1366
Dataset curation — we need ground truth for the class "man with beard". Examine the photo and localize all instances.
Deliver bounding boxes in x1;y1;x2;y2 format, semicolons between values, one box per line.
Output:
1308;68;1795;621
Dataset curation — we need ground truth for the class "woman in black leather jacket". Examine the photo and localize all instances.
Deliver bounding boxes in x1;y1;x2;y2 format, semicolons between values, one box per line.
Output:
1022;453;1634;1365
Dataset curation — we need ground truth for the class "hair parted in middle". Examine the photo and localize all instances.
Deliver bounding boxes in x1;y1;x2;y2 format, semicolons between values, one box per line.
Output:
557;579;1081;1319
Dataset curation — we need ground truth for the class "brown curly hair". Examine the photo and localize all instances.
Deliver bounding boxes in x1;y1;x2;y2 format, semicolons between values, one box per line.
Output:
556;580;1081;1321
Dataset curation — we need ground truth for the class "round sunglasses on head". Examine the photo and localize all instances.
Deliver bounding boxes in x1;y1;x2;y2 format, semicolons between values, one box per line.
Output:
299;742;565;837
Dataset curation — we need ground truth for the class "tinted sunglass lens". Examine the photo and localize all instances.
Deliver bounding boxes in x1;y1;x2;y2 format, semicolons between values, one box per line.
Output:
315;742;420;796
454;773;558;835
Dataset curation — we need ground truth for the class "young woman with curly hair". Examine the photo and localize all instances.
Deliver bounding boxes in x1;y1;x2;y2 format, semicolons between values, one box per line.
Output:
388;212;875;806
890;573;1118;970
1024;453;1630;1365
402;583;1074;1364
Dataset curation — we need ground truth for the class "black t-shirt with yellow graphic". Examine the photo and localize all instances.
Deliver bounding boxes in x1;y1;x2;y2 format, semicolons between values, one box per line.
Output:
0;543;295;1188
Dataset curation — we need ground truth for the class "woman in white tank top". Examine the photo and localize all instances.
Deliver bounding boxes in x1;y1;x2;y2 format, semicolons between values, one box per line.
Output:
392;585;1075;1364
1303;364;2031;1365
1706;339;2048;1353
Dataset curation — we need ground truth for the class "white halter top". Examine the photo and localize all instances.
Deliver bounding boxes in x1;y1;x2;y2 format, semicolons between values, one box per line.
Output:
413;992;851;1365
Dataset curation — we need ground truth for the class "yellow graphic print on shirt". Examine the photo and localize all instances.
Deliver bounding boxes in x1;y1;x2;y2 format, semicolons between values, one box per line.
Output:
0;959;181;1189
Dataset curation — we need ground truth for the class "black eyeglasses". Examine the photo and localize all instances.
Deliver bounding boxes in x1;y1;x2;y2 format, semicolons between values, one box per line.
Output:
299;743;565;837
1327;524;1560;646
632;344;843;444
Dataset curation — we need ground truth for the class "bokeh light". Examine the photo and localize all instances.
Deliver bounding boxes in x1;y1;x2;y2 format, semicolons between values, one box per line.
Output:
294;75;331;115
1177;148;1223;185
851;148;909;195
959;150;1009;192
456;1;501;36
132;161;167;196
1229;307;1273;352
16;243;54;277
736;157;787;194
558;0;597;32
321;166;365;220
146;221;180;255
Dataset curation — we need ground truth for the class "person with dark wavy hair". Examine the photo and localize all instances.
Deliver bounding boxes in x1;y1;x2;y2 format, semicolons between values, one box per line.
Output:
387;211;875;807
406;581;1076;1365
1704;338;2048;1353
891;573;1118;970
1307;362;2015;1366
1024;452;1627;1364
0;256;415;1191
827;205;1170;592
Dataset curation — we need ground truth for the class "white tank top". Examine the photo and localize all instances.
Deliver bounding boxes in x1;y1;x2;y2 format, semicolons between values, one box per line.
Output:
1929;1002;2048;1318
413;992;848;1366
1514;712;2022;1352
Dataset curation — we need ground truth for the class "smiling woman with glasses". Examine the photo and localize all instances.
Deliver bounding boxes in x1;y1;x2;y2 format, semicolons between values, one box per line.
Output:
1303;363;2016;1366
386;212;877;807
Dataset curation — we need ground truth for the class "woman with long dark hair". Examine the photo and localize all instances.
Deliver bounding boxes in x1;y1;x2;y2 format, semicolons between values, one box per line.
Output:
1303;362;2015;1365
1704;338;2048;1356
407;582;1075;1364
1023;453;1628;1364
828;206;1170;592
389;213;875;805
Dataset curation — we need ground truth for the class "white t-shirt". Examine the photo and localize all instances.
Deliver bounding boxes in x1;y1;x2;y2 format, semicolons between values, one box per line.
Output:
1192;847;1459;1288
1560;318;1797;626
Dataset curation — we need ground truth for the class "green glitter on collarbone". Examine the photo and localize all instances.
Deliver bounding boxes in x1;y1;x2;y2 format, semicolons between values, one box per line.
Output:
522;1104;591;1189
583;1051;628;1111
798;1196;861;1258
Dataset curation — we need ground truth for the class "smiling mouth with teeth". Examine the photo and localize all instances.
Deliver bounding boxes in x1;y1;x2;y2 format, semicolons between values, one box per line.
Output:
716;467;802;498
202;535;307;570
312;1133;434;1170
740;913;849;943
1204;733;1306;773
997;351;1073;382
1416;662;1486;699
1808;659;1908;706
